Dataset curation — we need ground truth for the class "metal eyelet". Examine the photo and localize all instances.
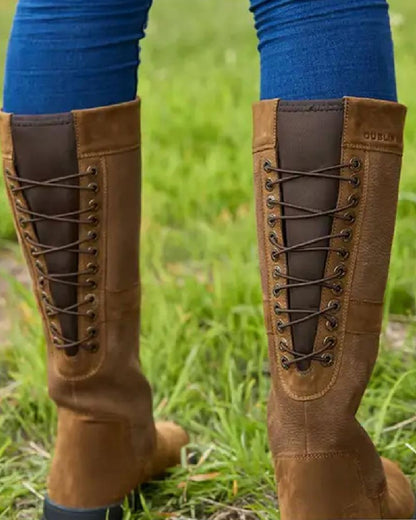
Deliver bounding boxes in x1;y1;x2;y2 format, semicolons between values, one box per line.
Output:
344;212;355;224
87;279;97;289
88;247;98;256
263;160;272;173
320;352;334;367
30;247;38;256
273;285;281;297
88;231;98;242
276;320;285;332
38;277;45;288
273;266;281;279
267;195;277;209
281;356;290;370
86;310;96;321
331;283;343;295
88;215;99;226
89;199;99;211
337;248;349;260
271;250;280;262
87;166;98;176
87;326;98;338
349;157;362;171
87;262;99;274
279;338;288;351
274;303;281;315
19;217;27;228
88;182;99;193
269;231;279;246
328;299;341;312
323;336;337;349
265;179;274;192
348;194;359;207
325;317;338;331
85;293;96;304
341;229;352;242
350;175;360;188
334;264;346;278
268;215;277;228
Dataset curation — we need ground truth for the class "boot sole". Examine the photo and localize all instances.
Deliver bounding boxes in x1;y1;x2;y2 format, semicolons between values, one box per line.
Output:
43;497;124;520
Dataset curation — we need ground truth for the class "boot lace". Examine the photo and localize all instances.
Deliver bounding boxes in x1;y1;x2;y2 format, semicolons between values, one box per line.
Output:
263;157;362;369
5;166;100;353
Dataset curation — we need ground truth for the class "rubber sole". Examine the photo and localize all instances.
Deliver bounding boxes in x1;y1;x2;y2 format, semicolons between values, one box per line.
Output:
43;497;124;520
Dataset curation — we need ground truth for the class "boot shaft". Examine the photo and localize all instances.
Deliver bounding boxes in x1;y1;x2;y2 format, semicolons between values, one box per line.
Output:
0;100;151;420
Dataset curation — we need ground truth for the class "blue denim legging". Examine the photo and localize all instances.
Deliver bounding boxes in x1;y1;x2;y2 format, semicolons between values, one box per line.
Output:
3;0;397;115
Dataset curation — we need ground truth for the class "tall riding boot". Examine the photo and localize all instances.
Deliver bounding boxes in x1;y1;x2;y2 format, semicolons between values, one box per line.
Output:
0;100;188;520
252;97;415;520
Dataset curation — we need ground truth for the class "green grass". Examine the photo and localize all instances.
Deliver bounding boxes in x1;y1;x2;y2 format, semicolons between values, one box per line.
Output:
0;0;416;518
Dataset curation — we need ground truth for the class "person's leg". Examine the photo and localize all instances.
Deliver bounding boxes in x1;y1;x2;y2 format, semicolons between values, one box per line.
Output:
0;2;188;519
249;2;415;520
250;0;397;101
3;0;152;114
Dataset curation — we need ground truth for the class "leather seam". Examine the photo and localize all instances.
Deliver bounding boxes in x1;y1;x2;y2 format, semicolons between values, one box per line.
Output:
78;144;140;159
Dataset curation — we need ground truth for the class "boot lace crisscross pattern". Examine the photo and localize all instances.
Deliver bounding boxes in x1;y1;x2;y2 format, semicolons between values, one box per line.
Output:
263;157;362;369
6;165;100;353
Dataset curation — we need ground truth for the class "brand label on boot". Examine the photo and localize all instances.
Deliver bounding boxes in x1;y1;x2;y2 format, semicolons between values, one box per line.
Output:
363;130;398;143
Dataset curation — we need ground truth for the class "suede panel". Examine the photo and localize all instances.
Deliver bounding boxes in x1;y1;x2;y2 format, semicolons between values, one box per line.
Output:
0;100;188;509
253;97;414;520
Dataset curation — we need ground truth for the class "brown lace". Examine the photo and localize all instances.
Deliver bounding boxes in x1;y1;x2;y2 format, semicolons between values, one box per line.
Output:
263;157;361;368
6;166;99;352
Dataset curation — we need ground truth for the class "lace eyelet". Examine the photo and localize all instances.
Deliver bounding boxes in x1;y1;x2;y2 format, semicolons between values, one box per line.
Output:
38;277;45;288
87;166;98;176
331;283;343;295
323;336;337;349
88;182;99;193
348;194;359;207
325;317;338;331
320;352;334;367
328;299;341;312
86;310;96;321
263;160;272;173
274;303;281;314
88;247;98;256
267;195;277;209
344;211;355;224
85;293;96;304
88;215;99;226
87;279;97;289
265;179;274;192
87;262;99;274
334;264;346;278
350;175;360;188
276;320;285;332
19;217;27;228
269;231;279;246
271;250;280;262
88;231;98;242
279;338;288;351
349;157;362;171
87;326;98;338
273;266;281;279
281;356;290;370
273;285;281;297
268;214;277;227
337;248;349;260
30;247;38;256
89;199;99;211
341;229;352;242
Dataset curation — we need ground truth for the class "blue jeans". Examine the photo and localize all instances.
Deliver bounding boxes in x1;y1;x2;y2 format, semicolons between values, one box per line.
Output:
3;0;397;114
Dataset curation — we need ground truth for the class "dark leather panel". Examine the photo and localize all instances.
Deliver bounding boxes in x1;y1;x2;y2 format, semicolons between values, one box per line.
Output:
11;114;79;352
277;100;343;370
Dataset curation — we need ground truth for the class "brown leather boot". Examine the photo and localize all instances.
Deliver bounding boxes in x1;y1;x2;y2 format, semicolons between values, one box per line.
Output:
0;100;188;520
252;97;415;520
